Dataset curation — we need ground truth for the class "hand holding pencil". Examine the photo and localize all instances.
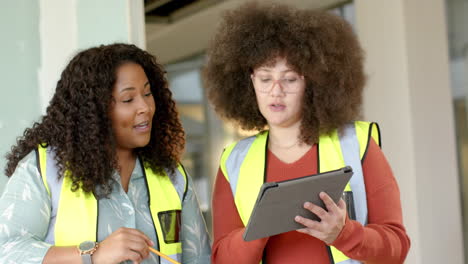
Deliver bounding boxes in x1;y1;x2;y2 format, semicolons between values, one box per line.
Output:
91;227;156;264
87;227;181;264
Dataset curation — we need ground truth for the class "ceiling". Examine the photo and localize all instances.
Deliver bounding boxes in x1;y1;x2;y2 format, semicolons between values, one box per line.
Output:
144;0;348;65
144;0;222;24
144;0;468;64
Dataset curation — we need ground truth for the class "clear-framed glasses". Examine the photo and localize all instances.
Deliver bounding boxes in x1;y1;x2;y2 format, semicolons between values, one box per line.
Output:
251;73;305;94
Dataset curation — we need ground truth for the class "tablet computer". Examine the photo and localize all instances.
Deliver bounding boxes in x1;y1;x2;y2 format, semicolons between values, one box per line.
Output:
243;166;353;241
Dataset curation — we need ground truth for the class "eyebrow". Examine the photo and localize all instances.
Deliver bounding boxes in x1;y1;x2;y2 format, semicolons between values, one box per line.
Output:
256;68;294;73
118;82;150;93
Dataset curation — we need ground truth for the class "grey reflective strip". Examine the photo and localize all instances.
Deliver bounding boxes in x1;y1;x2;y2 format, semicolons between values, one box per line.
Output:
337;259;362;264
224;136;256;196
339;123;368;226
337;124;366;264
162;253;181;264
44;147;64;245
165;168;186;201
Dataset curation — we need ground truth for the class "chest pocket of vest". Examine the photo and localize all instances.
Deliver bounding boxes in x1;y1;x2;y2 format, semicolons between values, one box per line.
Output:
158;210;181;243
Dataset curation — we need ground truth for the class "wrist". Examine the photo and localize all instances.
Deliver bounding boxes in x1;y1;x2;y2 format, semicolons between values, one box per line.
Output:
91;246;104;264
78;241;99;264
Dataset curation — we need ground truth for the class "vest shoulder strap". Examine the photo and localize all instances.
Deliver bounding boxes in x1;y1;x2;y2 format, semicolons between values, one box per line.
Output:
144;162;187;206
220;134;259;183
171;164;188;202
37;144;97;246
354;121;381;163
36;145;50;196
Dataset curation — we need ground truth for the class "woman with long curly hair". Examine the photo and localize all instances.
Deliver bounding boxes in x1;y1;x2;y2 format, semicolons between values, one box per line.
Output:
204;2;410;264
0;43;210;264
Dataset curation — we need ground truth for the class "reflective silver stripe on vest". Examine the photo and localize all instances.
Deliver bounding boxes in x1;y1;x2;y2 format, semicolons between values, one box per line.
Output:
339;124;368;226
165;168;186;201
163;253;182;264
224;136;256;195
43;147;63;245
336;124;367;264
336;258;362;264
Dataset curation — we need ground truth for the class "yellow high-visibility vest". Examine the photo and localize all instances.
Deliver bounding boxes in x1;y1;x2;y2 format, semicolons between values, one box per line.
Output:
36;145;186;262
220;121;380;264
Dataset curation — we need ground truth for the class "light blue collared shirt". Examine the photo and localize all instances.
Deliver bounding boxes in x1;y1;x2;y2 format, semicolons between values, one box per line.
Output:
0;151;211;264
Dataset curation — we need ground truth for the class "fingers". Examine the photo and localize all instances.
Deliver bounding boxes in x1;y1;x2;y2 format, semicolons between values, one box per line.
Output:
120;227;154;247
126;250;143;264
302;192;345;220
93;227;154;264
126;237;151;260
116;228;152;260
126;249;144;264
294;192;348;244
320;192;339;214
337;198;346;210
303;201;328;220
295;215;321;230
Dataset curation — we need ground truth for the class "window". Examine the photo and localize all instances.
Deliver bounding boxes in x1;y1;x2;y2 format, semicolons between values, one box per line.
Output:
446;0;468;258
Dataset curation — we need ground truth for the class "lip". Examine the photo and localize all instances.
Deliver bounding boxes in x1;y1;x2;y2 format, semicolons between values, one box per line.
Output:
133;121;151;132
269;103;286;112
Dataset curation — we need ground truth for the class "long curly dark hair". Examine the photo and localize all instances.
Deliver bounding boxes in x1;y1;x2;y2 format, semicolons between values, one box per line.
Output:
5;43;185;195
203;2;365;144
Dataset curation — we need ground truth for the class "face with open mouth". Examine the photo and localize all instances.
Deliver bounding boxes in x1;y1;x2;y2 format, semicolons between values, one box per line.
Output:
109;62;156;152
252;57;306;129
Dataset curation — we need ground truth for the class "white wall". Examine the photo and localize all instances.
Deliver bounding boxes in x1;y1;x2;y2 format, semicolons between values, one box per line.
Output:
355;0;463;263
39;0;145;112
38;0;77;113
1;0;145;194
0;1;41;194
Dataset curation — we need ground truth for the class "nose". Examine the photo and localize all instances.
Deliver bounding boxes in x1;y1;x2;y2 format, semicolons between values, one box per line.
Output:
137;95;151;114
270;79;285;96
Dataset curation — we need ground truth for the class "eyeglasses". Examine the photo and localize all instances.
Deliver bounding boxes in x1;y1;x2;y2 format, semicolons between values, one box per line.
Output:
251;73;305;94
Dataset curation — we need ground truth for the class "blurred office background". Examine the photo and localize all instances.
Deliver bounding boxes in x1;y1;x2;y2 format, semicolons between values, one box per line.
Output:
0;0;467;263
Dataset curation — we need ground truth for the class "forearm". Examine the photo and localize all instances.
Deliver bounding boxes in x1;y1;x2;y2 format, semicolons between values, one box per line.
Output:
332;141;410;263
212;168;268;264
331;219;410;263
212;228;268;264
43;246;82;264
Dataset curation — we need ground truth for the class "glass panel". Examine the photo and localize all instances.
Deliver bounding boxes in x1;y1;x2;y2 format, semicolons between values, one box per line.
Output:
165;55;236;236
446;0;468;261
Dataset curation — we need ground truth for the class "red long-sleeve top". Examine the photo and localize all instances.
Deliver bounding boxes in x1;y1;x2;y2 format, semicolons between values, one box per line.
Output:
212;140;410;264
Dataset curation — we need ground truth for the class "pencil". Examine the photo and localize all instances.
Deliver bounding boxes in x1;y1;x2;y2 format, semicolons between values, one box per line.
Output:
148;247;181;264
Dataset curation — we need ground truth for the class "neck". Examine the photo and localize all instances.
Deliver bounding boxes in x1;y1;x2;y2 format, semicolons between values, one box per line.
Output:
115;148;136;192
268;121;302;149
116;148;136;166
267;121;313;164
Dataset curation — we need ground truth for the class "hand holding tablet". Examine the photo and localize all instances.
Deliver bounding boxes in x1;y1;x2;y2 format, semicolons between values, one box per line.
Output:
243;167;353;241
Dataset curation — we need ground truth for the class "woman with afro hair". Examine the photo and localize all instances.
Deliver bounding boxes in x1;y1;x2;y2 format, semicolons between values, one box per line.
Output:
204;2;410;264
0;43;210;264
